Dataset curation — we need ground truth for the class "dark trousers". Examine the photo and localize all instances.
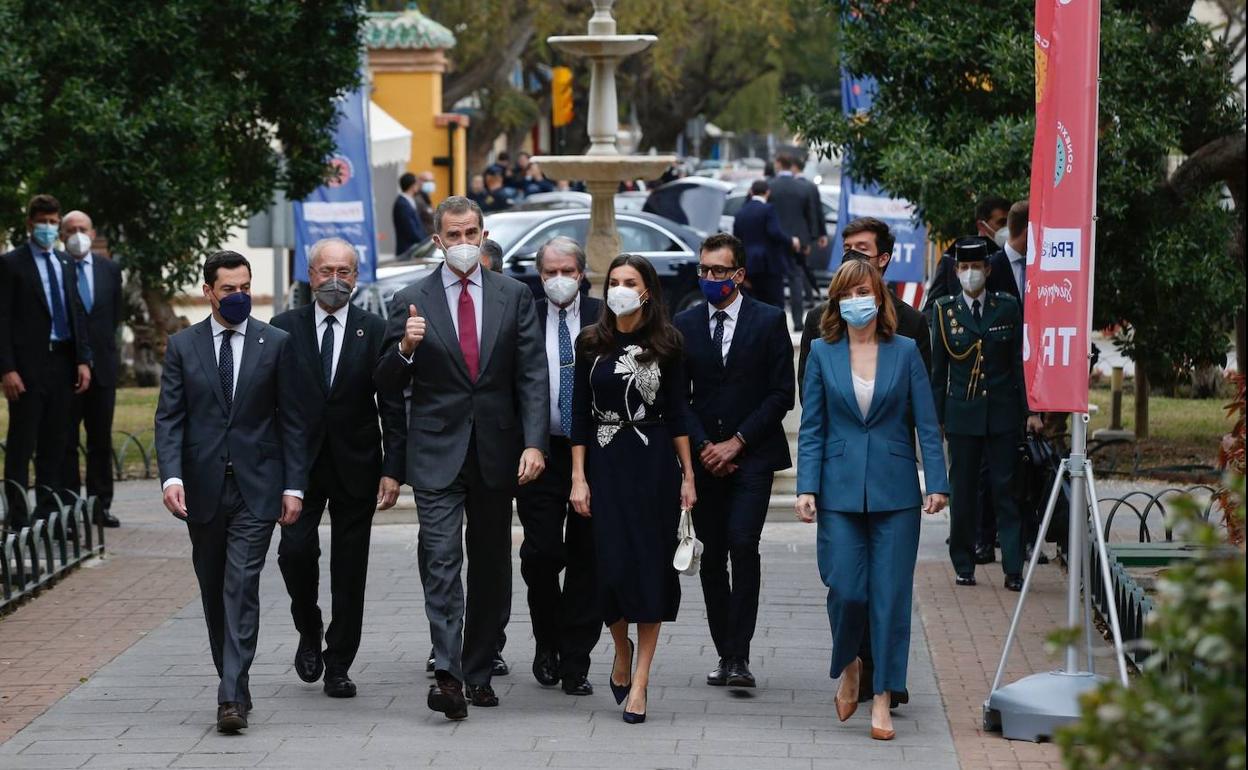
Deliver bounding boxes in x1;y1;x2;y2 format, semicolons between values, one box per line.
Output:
515;435;600;678
186;473;276;704
786;257;817;330
746;272;785;310
412;436;513;685
977;456;997;549
276;465;375;675
948;432;1023;577
693;468;772;661
3;346;76;527
65;383;117;513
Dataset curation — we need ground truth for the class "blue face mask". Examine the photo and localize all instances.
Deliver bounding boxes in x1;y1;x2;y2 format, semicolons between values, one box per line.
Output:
699;276;737;306
839;296;879;328
31;223;58;249
217;291;252;325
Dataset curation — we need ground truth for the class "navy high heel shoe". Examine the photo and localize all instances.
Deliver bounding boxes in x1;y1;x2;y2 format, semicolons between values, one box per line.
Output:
622;687;647;724
609;639;634;705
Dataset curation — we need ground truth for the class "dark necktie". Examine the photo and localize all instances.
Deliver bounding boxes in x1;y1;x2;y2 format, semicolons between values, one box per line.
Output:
712;310;728;363
558;307;574;435
42;252;70;341
458;277;479;381
77;261;93;313
972;298;982;325
321;315;336;389
219;329;235;410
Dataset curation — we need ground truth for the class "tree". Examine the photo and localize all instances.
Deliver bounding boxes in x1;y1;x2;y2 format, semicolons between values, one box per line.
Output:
0;0;364;378
785;1;1246;417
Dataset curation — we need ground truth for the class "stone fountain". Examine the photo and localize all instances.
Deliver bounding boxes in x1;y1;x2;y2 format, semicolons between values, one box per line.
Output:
532;0;676;278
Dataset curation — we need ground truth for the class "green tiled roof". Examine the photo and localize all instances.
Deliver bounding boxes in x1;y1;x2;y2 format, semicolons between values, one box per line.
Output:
365;6;456;50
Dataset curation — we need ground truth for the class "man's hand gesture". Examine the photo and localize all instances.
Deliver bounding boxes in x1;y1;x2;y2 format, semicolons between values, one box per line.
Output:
400;304;426;356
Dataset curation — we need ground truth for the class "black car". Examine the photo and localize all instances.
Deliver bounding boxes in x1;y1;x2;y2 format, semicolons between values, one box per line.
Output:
354;209;705;317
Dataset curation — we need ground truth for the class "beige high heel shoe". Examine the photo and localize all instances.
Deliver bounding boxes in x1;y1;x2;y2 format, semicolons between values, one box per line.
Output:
833;658;861;722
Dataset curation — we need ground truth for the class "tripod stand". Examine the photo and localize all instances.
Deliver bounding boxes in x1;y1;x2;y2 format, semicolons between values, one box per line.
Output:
982;413;1129;741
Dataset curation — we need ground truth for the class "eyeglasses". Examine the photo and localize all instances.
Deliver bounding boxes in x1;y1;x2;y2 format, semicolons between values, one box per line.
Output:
314;267;357;279
696;264;740;279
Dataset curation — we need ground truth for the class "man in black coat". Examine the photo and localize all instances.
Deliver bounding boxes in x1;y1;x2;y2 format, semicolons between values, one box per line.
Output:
676;233;795;688
516;236;603;696
60;211;124;528
271;238;407;699
768;152;826;330
732;179;797;310
393;172;427;257
1;194;93;528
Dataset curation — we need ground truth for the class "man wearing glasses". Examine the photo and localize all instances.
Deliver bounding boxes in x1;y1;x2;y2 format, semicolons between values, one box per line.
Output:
674;233;796;688
270;238;406;699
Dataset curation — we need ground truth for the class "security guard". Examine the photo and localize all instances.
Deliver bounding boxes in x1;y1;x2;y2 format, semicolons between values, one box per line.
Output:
930;238;1027;591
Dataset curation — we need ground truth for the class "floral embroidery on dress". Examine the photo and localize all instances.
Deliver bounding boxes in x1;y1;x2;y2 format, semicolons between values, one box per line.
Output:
596;410;621;448
592;345;664;448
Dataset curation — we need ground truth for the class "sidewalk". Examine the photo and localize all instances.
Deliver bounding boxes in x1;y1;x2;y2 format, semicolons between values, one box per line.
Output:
0;479;1107;768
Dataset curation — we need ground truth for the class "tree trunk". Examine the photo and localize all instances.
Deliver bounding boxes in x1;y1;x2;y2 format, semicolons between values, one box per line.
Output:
131;274;188;387
1135;367;1150;440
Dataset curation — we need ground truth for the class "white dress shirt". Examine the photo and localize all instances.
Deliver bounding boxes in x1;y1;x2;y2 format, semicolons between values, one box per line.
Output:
30;246;68;341
314;302;350;386
441;262;483;343
1005;242;1026;296
545;294;581;435
962;291;987;321
707;291;743;362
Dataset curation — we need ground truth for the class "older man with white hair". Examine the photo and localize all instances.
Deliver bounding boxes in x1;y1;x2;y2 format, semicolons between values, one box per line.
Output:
270;238;406;699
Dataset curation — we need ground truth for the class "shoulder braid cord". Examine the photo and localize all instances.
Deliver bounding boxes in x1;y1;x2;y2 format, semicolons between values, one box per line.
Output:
936;305;984;401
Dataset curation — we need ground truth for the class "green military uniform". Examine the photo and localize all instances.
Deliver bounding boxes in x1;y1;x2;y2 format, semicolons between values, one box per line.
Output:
930;289;1028;579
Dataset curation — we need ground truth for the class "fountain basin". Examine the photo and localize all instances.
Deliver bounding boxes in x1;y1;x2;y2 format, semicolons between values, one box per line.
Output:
547;35;657;58
531;155;675;182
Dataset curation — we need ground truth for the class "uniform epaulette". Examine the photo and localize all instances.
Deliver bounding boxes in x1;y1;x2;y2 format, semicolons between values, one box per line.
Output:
934;295;956;307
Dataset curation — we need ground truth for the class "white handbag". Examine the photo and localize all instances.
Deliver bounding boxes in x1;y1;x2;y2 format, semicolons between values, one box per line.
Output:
672;508;703;576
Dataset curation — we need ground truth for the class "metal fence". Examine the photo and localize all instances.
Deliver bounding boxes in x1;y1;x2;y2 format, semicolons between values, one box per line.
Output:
1;486;106;613
0;430;160;483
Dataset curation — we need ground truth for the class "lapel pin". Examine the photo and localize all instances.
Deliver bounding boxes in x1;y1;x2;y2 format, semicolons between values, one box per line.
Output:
356;328;364;337
258;337;265;344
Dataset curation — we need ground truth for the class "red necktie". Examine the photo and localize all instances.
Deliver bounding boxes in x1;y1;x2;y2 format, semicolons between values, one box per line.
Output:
458;277;479;381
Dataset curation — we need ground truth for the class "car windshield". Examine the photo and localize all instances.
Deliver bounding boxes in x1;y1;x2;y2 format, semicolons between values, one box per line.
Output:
483;217;539;252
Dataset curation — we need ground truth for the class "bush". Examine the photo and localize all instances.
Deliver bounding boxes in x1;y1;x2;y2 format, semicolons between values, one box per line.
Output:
1057;475;1246;770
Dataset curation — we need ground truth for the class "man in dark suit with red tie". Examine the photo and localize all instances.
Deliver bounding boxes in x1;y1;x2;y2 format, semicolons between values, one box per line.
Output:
1;194;93;528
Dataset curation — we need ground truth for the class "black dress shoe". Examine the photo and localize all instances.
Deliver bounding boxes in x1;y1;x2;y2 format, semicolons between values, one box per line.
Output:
561;674;593;696
465;683;499;707
532;649;560;687
706;658;729;686
974;544;996;564
216;702;247;733
492;652;509;676
93;510;120;528
428;672;468;720
294;629;324;683
726;659;756;688
1004;574;1023;592
955;574;977;586
324;671;357;698
426;647;435;674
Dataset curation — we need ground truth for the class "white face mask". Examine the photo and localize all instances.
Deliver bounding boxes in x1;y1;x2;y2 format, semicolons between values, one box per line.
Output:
959;267;987;294
444;242;480;274
543;275;579;306
66;232;92;258
993;226;1009;248
606;286;643;317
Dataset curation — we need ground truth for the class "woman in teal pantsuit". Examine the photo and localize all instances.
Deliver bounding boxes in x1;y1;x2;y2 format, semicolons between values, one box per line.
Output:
795;259;948;741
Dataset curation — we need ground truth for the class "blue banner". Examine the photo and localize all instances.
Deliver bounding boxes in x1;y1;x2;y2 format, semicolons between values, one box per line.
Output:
293;86;378;284
831;71;926;283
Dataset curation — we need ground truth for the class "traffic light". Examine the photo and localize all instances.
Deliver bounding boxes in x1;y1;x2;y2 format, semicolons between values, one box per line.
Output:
552;66;574;128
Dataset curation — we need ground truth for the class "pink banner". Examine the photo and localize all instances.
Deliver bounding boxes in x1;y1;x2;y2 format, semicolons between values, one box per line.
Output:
1023;0;1101;412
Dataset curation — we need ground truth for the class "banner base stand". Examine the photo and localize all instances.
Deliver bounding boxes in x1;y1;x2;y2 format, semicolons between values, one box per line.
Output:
982;670;1104;741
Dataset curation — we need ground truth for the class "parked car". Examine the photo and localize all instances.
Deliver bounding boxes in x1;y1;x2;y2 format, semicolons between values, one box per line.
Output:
722;184;840;272
641;176;733;237
352;209;706;317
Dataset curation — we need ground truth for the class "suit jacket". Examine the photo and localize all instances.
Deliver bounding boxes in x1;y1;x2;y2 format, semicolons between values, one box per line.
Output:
535;295;603;335
798;292;932;402
675;295;795;473
270;303;406;499
374;266;549;491
768;174;825;248
154;317;308;523
987;248;1022;302
77;253;124;389
797;335;948;513
929;291;1027;437
732;198;791;277
0;242;92;388
392;194;426;256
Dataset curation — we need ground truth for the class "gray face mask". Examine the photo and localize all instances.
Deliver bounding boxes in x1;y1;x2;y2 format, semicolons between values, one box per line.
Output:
314;277;353;310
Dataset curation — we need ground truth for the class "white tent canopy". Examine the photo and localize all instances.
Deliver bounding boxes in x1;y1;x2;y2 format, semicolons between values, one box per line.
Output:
369;101;411;167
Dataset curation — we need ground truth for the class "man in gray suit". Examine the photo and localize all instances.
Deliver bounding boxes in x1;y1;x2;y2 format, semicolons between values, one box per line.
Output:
375;196;548;720
769;152;827;330
155;251;307;734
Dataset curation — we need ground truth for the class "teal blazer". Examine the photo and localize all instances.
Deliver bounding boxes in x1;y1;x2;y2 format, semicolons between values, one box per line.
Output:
797;335;948;512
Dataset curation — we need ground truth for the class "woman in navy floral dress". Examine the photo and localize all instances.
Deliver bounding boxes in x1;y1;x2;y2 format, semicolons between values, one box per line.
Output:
570;254;696;724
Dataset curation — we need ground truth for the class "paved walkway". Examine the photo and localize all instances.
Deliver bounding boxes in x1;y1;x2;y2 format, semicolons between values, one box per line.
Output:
0;478;1126;769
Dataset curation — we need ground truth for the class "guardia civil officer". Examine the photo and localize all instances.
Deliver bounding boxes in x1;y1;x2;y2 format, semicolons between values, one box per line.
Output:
929;238;1027;591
